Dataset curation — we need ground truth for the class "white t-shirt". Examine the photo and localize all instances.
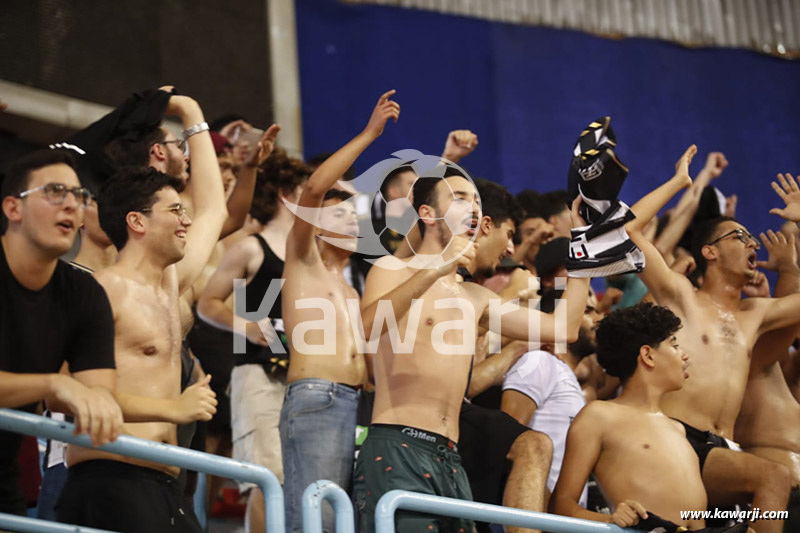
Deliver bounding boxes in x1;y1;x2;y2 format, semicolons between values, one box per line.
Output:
503;350;587;506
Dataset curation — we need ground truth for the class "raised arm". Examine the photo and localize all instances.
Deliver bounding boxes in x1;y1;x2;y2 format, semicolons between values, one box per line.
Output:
654;151;727;261
441;129;478;164
219;124;280;238
626;146;698;304
288;90;400;262
751;230;800;372
169;95;229;293
770;172;800;223
361;235;474;337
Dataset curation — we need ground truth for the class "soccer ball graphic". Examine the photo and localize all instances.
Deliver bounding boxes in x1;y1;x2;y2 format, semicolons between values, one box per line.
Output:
368;154;479;271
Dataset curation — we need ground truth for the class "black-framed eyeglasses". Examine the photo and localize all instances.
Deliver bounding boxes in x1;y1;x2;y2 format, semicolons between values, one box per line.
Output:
140;204;189;218
707;228;761;250
161;138;189;157
17;183;93;207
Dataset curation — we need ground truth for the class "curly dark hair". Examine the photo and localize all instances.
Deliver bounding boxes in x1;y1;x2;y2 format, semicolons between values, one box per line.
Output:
250;147;312;224
596;302;682;383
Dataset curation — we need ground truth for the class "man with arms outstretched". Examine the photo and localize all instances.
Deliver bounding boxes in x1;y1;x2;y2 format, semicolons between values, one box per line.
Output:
625;146;797;533
279;90;400;533
57;93;226;532
354;169;591;532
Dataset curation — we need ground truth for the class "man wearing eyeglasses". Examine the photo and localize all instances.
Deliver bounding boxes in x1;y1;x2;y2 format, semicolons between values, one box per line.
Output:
623;146;799;533
0;149;123;515
57;93;227;532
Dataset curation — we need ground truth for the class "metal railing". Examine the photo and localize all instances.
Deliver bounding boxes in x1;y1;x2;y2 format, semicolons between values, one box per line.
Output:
375;490;632;533
0;408;284;533
301;480;355;533
0;409;639;533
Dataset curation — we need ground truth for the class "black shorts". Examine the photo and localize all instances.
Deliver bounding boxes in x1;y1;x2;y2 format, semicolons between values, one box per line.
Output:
675;419;730;472
458;400;529;506
56;460;202;533
187;315;234;432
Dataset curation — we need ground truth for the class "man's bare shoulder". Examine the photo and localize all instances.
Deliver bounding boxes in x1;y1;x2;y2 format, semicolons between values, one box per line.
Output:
93;266;130;298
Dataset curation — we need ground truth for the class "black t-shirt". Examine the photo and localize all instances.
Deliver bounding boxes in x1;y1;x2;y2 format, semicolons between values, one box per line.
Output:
0;242;115;513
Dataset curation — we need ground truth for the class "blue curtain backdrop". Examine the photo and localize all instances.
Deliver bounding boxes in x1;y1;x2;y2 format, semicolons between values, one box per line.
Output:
296;0;800;239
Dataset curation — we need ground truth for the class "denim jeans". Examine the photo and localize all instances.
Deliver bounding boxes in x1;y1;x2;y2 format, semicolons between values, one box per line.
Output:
279;378;360;533
37;463;68;521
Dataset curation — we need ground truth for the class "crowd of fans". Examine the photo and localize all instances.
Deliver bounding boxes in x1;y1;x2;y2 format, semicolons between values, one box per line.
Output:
2;86;800;533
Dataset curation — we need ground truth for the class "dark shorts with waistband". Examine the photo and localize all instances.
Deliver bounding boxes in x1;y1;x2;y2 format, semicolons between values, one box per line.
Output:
56;460;202;533
354;425;473;533
675;419;731;472
458;400;528;506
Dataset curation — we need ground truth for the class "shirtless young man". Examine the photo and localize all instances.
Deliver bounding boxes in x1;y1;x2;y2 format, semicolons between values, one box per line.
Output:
736;176;800;532
198;149;311;533
57;93;227;532
277;91;400;533
624;146;797;533
551;302;731;532
354;171;590;532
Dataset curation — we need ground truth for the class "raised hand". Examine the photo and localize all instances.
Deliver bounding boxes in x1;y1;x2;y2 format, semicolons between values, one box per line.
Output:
701;151;728;179
173;374;218;423
757;229;797;272
770;173;800;223
442;129;479;163
673;144;698;188
670;254;697;277
363;90;400;139
248;124;281;168
440;234;477;274
570;196;587;229
743;271;770;298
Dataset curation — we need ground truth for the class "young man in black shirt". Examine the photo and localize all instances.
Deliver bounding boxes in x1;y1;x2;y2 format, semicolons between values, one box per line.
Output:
0;149;122;515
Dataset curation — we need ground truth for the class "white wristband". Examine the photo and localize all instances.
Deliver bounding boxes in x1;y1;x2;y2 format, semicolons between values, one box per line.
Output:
182;121;209;139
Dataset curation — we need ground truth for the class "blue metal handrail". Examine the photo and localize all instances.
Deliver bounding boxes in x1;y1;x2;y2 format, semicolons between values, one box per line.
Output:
0;408;284;533
0;514;115;533
301;480;355;533
375;490;633;533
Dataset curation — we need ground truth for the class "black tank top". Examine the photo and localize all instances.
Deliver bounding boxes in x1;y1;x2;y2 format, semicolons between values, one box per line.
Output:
235;234;290;372
244;234;283;318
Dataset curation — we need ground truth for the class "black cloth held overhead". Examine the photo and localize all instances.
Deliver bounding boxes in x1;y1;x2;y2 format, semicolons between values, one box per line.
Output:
51;88;172;194
565;116;644;277
567;116;629;224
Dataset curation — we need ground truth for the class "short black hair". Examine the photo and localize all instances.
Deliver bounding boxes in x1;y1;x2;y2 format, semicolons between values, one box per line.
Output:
691;216;739;275
380;165;415;199
474;178;523;228
105;127;166;168
596;302;682;383
2;149;77;199
520;189;569;220
411;165;474;237
323;189;354;203
97;166;184;250
2;150;77;233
